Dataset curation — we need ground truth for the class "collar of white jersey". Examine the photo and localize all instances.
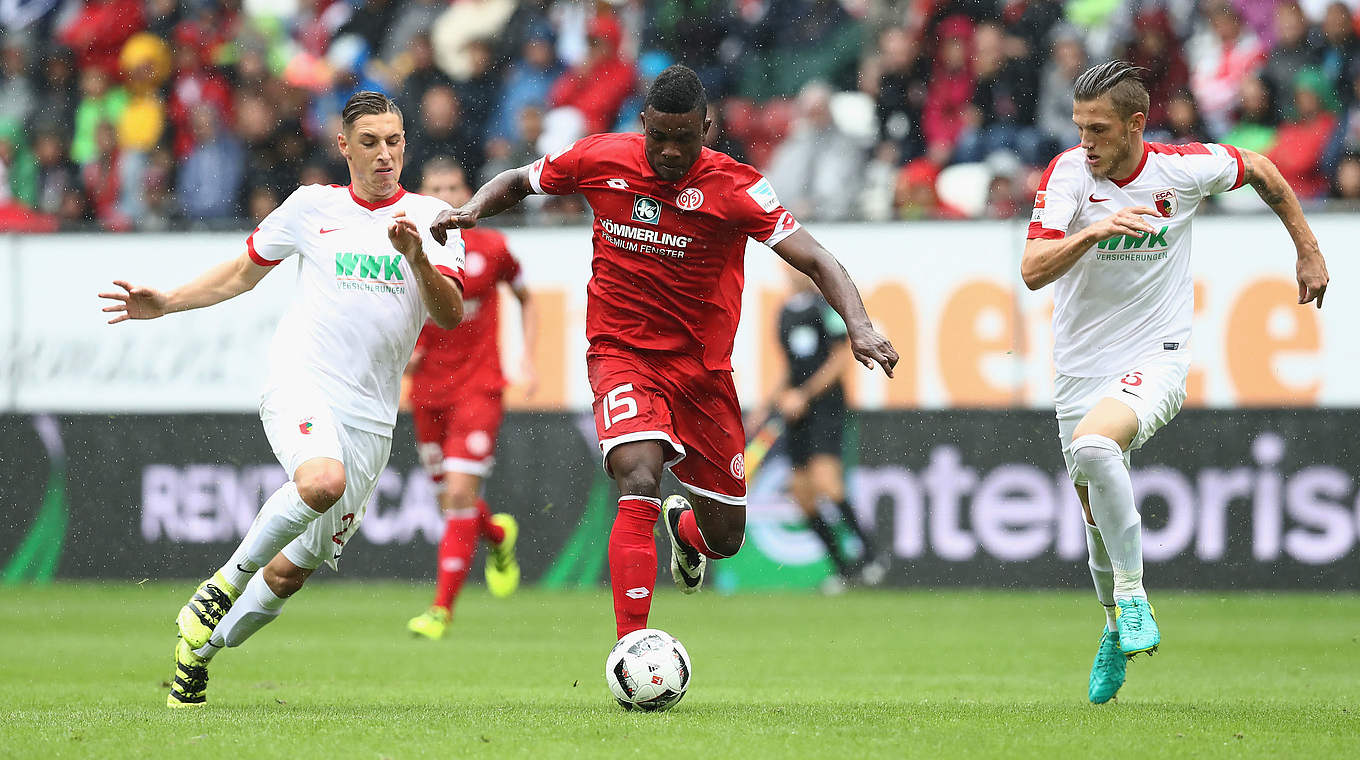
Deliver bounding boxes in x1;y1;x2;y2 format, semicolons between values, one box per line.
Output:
344;184;407;211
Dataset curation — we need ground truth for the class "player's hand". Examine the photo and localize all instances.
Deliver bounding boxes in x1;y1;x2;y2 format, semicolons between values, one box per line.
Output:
388;210;426;263
1091;206;1158;242
99;280;169;323
430;206;480;245
776;389;808;422
1297;248;1329;309
850;325;899;378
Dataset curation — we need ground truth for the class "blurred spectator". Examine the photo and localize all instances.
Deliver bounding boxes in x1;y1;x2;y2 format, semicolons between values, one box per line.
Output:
1267;68;1340;200
1262;3;1324;114
248;185;280;225
458;39;501;145
1319;1;1360;106
921;15;975;156
407;84;482;187
116;33;171;153
167;40;234;160
82;121;129;229
764;81;864;221
983;173;1021;219
704;102;747;164
1222;75;1280;154
138;146;175;231
144;0;180;40
178;104;243;223
547;14;636;135
1190;2;1267;136
1147;91;1212;144
382;0;447;63
894;147;967;220
55;187;92;230
238;93;290;201
31;127;77;216
432;0;517;81
490;30;562;142
395;33;455;111
30;48;79;136
335;0;400;57
55;0;144;78
647;0;733;96
1121;8;1190;131
1331;153;1360;200
1036;28;1087;156
955;21;1041;165
872;26;927;161
71;68;128;165
0;38;34;130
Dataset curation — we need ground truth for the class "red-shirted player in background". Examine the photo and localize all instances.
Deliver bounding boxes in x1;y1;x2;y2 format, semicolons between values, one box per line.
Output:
406;157;537;640
432;65;897;642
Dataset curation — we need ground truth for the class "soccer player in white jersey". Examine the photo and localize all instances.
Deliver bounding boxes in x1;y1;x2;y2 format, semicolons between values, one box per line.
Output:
1022;62;1329;704
99;91;468;708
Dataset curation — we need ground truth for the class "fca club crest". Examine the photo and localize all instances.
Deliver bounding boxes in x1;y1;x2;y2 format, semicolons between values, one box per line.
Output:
631;195;662;224
1154;188;1177;218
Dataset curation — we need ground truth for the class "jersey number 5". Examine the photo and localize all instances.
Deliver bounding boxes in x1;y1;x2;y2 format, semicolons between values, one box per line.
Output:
603;384;639;430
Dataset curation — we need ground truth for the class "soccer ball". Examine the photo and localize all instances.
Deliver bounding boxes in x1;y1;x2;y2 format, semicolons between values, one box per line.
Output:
604;628;691;711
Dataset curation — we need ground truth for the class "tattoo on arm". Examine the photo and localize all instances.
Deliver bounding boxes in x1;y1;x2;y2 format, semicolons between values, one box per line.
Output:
1244;151;1287;208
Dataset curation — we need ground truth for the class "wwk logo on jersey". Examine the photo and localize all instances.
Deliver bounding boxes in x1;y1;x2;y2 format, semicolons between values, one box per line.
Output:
335;251;407;294
631;195;662;225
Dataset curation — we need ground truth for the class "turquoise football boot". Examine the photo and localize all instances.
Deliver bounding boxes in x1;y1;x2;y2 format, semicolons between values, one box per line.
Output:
1088;628;1127;704
1115;597;1160;656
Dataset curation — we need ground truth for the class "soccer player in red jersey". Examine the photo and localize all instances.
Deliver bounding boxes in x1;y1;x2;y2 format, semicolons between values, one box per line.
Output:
432;65;898;641
406;158;537;640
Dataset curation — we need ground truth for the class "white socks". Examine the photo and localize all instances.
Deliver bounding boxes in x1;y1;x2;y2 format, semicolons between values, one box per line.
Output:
1085;522;1119;631
1072;434;1146;600
219;482;323;592
195;573;287;660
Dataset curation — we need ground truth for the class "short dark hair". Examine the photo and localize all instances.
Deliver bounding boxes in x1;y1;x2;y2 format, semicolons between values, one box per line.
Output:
342;91;402;131
644;64;706;115
1074;61;1150;120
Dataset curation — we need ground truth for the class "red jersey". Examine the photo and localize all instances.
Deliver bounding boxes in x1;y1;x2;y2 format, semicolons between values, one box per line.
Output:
528;132;801;371
410;227;522;405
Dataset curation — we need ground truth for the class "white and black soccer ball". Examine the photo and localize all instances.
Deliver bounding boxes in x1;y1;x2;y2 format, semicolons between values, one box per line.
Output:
604;628;691;711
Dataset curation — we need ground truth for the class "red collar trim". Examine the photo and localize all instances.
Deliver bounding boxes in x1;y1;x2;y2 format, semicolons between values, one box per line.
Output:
347;184;406;210
1110;143;1149;187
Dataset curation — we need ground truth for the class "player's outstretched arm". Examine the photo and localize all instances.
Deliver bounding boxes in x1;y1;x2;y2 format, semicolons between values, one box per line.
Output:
1021;206;1158;290
99;253;272;324
430;167;534;245
390;210;464;329
1240;149;1329;308
773;228;898;378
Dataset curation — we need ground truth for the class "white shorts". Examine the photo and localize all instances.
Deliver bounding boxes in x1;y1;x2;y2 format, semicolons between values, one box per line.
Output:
260;387;392;571
1054;352;1189;486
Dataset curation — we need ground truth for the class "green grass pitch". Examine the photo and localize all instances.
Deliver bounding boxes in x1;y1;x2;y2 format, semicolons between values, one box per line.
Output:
2;583;1357;758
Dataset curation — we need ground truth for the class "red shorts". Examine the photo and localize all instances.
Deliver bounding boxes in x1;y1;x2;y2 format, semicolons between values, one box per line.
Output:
411;391;504;480
587;343;747;505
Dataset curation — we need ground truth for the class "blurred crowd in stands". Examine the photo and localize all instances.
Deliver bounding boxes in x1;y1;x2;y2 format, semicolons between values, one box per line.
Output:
1;0;1359;231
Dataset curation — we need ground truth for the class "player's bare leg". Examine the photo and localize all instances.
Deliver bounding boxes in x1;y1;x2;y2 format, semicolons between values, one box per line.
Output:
606;441;667;637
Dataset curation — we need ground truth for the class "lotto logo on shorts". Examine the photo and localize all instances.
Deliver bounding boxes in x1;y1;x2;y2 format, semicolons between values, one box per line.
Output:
298;418;315;435
730;452;746;480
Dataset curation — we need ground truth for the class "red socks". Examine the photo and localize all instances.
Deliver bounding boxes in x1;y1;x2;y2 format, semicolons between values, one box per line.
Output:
432;512;479;611
477;499;505;544
678;508;725;558
609;495;661;639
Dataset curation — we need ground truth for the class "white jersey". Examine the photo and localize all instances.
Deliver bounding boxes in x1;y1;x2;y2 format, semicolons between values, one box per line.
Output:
1028;141;1245;376
249;184;466;436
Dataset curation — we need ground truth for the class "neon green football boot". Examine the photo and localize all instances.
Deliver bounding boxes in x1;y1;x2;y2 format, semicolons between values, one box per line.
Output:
485;514;520;598
407;606;451;640
1115;597;1160;656
176;572;241;649
1088;628;1127;704
167;639;210;708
